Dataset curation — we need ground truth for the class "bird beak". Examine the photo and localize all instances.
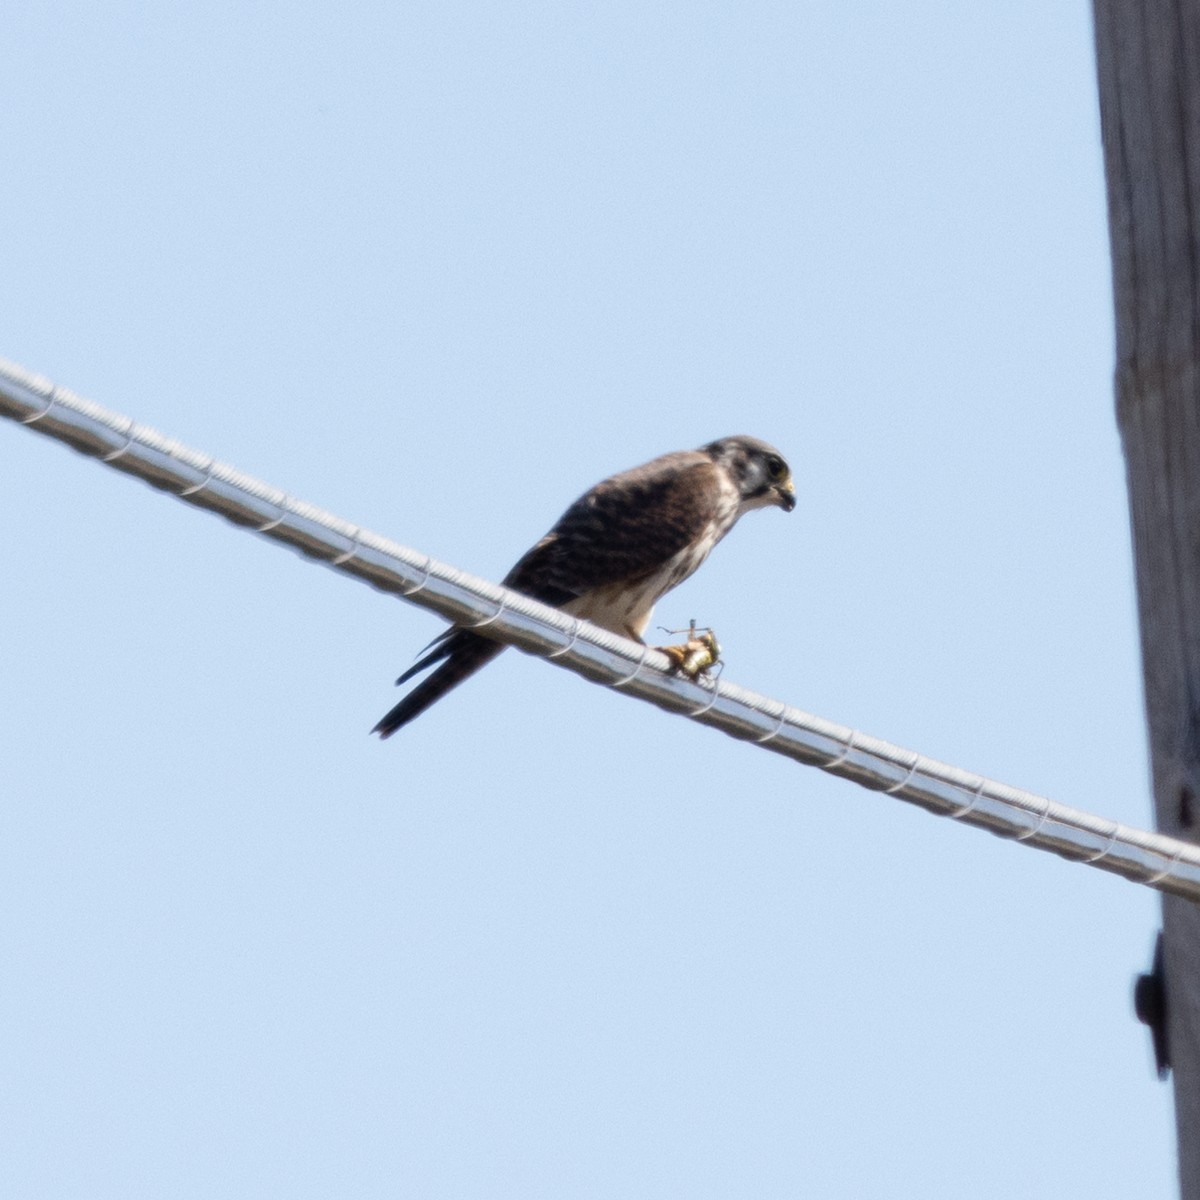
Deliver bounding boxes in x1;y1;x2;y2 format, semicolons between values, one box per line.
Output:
775;477;796;512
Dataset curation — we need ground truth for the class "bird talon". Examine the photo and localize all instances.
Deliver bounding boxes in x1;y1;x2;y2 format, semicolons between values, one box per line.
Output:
657;621;722;679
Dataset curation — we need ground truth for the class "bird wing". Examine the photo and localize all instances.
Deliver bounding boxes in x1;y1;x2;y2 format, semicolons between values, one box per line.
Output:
504;451;725;604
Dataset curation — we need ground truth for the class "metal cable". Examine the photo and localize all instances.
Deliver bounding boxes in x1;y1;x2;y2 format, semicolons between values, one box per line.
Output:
3;356;1198;900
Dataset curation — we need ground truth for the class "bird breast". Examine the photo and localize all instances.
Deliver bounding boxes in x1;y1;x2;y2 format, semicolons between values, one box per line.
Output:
565;514;733;642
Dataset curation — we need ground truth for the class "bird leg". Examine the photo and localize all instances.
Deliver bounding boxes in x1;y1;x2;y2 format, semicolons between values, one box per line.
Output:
656;620;722;679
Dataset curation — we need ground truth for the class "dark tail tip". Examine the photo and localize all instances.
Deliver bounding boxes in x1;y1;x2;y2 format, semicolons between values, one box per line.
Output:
372;634;505;739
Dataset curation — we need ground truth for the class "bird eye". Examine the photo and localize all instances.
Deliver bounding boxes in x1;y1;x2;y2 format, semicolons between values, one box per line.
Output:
766;455;786;479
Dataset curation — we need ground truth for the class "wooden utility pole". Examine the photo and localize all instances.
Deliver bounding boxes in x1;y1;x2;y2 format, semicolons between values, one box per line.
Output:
1093;1;1200;1192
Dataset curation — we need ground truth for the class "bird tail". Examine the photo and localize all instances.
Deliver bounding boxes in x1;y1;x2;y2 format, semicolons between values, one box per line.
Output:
371;630;505;738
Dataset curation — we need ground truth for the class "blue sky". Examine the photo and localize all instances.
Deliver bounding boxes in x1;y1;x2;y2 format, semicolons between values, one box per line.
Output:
1;2;1175;1196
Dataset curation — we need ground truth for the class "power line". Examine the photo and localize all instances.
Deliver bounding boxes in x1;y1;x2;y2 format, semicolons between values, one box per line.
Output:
3;355;1197;901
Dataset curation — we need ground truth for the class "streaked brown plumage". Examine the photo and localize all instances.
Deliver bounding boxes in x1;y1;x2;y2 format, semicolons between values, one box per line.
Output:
372;435;794;737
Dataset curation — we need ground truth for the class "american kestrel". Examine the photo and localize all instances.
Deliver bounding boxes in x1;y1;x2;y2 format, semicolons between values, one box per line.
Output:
372;435;795;737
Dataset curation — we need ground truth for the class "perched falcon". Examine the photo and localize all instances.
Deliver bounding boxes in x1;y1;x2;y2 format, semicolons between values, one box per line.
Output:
372;435;794;737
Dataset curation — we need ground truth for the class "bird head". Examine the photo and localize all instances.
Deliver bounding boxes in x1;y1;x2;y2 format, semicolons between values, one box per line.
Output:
702;435;796;514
